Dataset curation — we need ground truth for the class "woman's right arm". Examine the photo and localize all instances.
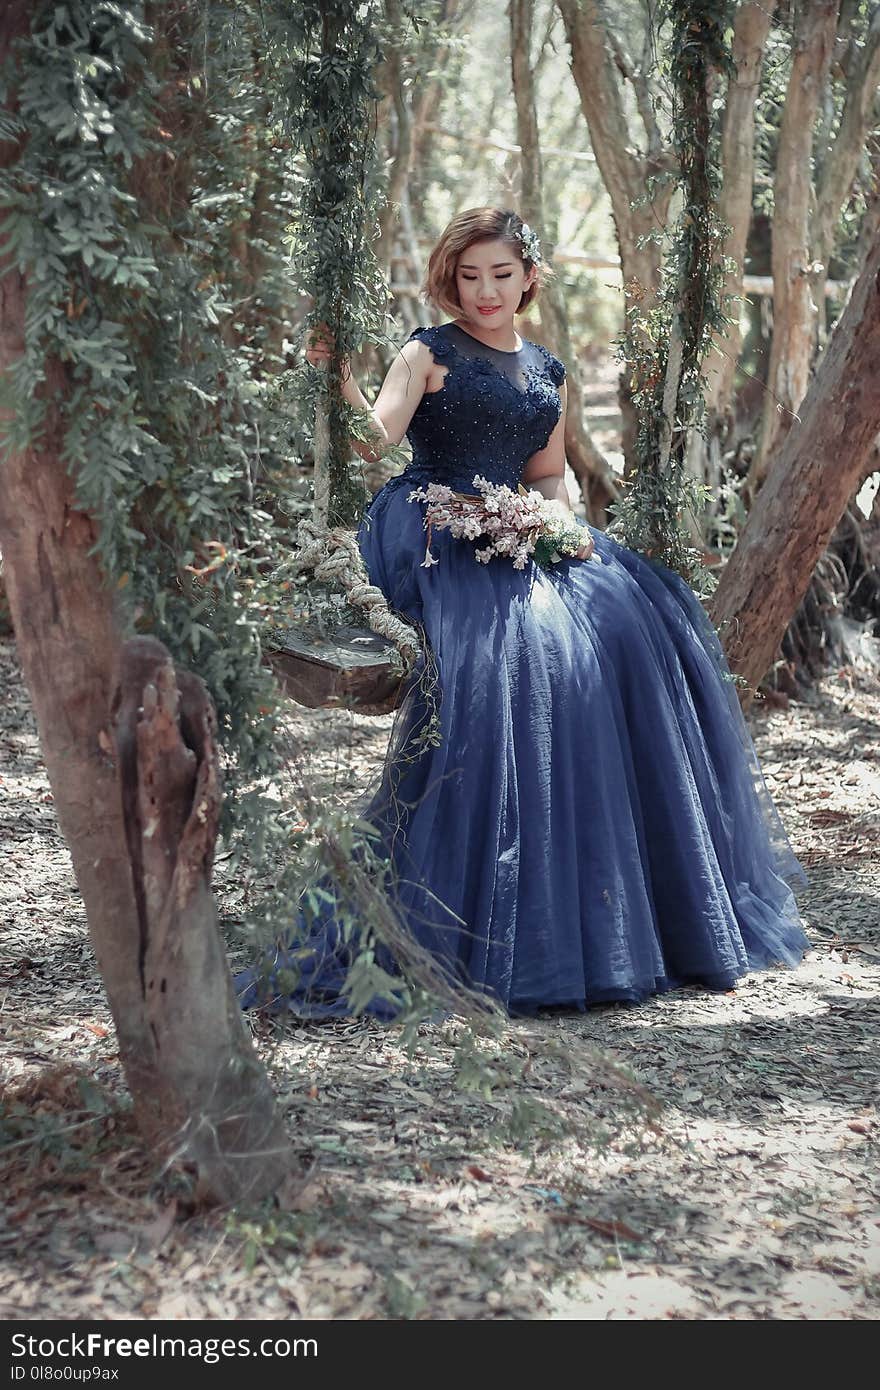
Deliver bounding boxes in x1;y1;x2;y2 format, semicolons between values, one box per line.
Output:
305;328;431;464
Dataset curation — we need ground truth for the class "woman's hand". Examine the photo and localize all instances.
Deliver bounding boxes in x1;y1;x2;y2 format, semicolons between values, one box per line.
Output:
304;323;350;378
575;532;595;561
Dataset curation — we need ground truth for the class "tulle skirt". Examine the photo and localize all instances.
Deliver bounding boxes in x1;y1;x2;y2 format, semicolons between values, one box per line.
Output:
235;474;809;1017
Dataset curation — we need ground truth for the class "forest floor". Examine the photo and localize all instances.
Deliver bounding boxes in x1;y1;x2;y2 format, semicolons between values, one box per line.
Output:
1;627;879;1322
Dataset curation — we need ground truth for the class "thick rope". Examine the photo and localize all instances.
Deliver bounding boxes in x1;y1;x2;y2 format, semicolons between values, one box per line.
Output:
294;517;421;664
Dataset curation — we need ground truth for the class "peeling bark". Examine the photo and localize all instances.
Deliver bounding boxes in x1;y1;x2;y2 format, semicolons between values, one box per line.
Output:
555;0;673;303
113;640;291;1204
0;370;290;1201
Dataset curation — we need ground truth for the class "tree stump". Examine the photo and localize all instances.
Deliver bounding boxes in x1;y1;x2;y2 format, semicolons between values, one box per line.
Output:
112;638;292;1203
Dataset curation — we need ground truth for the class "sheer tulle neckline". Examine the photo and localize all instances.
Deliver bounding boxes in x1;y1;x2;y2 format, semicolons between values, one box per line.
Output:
445;321;526;355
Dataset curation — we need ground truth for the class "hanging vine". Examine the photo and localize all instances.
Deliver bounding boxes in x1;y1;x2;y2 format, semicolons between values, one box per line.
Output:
253;0;422;668
0;0;301;792
609;0;735;594
261;0;384;525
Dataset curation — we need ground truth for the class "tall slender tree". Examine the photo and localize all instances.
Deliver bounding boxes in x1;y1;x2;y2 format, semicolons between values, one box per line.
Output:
704;0;778;427
812;3;880;346
749;0;841;493
556;0;677;464
509;0;618;521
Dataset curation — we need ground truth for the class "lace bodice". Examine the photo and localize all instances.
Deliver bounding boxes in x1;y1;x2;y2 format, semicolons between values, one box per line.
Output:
402;322;565;492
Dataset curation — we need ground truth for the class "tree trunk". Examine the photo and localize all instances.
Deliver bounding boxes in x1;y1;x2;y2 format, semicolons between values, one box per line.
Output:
0;391;290;1203
855;144;880;271
376;1;413;281
709;221;880;699
680;5;778;545
749;0;840;494
812;5;880;347
706;0;777;422
556;0;676;470
408;0;471;224
0;0;289;1205
114;638;291;1202
509;0;618;523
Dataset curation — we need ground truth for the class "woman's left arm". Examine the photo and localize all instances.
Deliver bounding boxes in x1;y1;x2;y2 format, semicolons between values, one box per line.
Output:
521;381;594;560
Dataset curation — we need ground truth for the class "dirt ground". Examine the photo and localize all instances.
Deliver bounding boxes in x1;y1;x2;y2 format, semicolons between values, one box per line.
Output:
1;632;879;1321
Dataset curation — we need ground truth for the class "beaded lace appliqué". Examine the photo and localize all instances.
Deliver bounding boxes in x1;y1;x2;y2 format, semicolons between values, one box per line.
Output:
401;326;564;493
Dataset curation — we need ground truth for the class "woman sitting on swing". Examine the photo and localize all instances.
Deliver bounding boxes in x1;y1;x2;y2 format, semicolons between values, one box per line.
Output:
237;205;808;1018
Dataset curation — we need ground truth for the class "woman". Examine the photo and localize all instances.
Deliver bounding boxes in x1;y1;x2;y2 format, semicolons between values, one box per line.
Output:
237;206;809;1017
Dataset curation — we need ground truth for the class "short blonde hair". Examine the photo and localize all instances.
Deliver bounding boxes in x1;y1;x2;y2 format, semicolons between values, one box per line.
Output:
422;207;553;319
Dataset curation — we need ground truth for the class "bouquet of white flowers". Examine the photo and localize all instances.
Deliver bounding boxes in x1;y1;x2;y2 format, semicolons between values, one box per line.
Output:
407;475;594;570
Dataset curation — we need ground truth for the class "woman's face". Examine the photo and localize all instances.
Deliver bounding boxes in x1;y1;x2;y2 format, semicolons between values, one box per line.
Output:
453;237;536;329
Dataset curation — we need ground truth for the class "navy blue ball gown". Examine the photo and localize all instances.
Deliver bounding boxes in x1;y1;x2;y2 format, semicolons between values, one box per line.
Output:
235;320;809;1017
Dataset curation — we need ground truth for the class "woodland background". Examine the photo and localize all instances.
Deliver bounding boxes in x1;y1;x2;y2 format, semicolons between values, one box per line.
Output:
0;0;878;1321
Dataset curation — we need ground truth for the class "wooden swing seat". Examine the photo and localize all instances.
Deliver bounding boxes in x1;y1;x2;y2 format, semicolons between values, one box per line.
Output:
268;623;405;715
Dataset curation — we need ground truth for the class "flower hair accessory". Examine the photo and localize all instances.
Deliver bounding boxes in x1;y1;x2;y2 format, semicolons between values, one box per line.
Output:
515;222;542;265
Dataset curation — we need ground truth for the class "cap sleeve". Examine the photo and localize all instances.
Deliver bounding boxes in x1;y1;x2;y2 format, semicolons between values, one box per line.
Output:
407;325;454;362
534;341;565;387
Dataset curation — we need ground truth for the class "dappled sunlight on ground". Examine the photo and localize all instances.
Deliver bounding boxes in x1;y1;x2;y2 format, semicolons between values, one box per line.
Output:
1;637;878;1319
